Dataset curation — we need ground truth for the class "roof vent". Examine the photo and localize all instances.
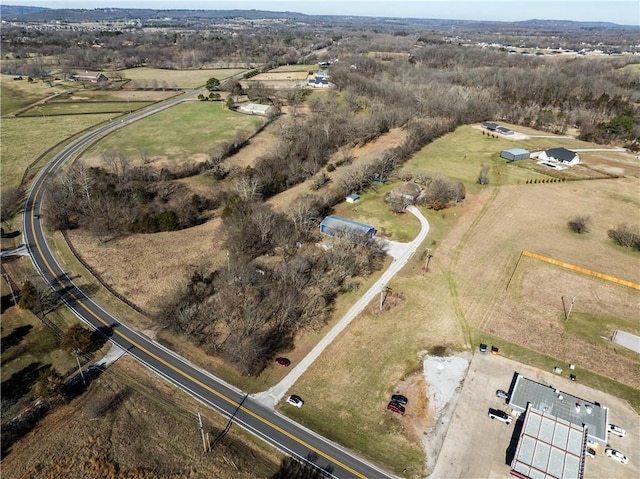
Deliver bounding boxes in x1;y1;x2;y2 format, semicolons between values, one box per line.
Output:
585;404;593;414
557;394;563;401
575;403;581;413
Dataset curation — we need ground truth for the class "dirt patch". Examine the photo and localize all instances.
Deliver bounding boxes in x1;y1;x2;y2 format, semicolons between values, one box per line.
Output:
421;354;471;475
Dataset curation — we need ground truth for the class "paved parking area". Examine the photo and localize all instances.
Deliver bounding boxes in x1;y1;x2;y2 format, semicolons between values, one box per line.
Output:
429;352;639;479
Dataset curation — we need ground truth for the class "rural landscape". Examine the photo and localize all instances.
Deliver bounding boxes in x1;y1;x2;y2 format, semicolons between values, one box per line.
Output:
1;4;639;479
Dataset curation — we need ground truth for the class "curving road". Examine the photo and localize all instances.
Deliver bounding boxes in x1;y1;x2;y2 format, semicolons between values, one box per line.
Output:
21;93;398;479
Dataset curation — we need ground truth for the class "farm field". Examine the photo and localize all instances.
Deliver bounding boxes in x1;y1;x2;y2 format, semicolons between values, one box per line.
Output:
1;114;116;190
80;101;266;167
117;67;245;89
3;66;637;477
0;74;66;116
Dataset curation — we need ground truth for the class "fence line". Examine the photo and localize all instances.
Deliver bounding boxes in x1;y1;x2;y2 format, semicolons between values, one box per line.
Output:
522;250;640;290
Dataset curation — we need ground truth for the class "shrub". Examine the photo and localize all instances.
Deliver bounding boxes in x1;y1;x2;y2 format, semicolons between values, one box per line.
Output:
608;224;640;251
477;165;490;185
567;215;591;234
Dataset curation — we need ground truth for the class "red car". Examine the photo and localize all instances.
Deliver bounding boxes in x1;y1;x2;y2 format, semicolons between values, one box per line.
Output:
275;357;291;367
387;401;405;415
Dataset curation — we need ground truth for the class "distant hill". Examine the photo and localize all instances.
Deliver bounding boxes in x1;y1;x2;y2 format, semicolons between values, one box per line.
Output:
0;6;635;29
0;5;50;18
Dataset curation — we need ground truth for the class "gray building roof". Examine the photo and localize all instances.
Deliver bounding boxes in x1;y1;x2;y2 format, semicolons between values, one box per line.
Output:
508;374;608;445
319;215;376;240
504;148;531;156
511;404;586;479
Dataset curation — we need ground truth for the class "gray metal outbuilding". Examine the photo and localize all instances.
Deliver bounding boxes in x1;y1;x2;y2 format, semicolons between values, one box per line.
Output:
501;148;530;161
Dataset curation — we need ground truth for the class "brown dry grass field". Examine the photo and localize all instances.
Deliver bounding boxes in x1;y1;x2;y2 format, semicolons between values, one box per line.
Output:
117;67;246;89
448;179;640;387
1;357;282;479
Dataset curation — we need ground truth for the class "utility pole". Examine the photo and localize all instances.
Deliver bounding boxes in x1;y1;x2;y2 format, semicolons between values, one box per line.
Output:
197;412;208;452
566;296;576;321
424;248;433;273
379;286;392;312
73;350;86;386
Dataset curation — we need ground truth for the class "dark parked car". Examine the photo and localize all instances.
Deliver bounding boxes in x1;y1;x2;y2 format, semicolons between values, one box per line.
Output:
387;401;405;415
488;408;512;424
275;357;291;367
391;394;408;406
479;343;488;353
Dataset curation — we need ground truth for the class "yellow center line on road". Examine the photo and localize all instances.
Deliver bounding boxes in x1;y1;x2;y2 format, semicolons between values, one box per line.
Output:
30;167;368;479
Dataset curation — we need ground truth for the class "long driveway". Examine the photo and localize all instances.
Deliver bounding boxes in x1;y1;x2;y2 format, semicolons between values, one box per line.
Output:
21;93;398;479
255;205;430;406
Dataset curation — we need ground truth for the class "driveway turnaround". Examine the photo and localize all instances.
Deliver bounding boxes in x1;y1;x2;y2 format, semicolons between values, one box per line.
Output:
254;205;430;407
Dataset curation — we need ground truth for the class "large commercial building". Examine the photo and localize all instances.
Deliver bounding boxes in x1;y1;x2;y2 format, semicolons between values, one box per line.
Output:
507;374;608;446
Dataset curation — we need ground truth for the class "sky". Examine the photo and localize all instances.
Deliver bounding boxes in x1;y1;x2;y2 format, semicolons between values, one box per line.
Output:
1;0;639;26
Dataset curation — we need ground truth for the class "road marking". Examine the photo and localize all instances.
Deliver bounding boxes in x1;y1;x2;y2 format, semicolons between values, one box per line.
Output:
29;163;368;479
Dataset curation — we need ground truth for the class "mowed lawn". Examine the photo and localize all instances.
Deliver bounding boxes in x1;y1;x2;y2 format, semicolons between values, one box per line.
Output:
81;101;266;166
402;125;550;193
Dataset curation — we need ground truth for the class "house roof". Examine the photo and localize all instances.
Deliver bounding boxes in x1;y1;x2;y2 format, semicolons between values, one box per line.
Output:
346;192;360;200
507;374;607;445
392;182;422;198
545;147;577;162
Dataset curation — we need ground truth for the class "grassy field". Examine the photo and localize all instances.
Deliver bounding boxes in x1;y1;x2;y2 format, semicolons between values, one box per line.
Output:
0;74;66;116
19;101;154;116
400;125;550;194
6;73;637;478
1;114;116;189
270;64;317;72
275;128;639;475
332;181;422;242
118;67;245;89
80;101;265;167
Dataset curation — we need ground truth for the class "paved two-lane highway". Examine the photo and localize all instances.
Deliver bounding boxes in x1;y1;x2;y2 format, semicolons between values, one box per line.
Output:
22;93;395;479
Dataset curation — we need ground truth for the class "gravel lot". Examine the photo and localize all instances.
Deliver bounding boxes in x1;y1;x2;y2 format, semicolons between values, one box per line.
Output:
428;351;639;479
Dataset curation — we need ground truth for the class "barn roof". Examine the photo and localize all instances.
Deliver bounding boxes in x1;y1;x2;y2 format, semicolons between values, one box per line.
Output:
503;148;530;155
320;215;376;237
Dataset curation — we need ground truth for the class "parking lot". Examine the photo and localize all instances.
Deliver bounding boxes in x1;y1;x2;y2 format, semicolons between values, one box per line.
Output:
429;351;639;478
